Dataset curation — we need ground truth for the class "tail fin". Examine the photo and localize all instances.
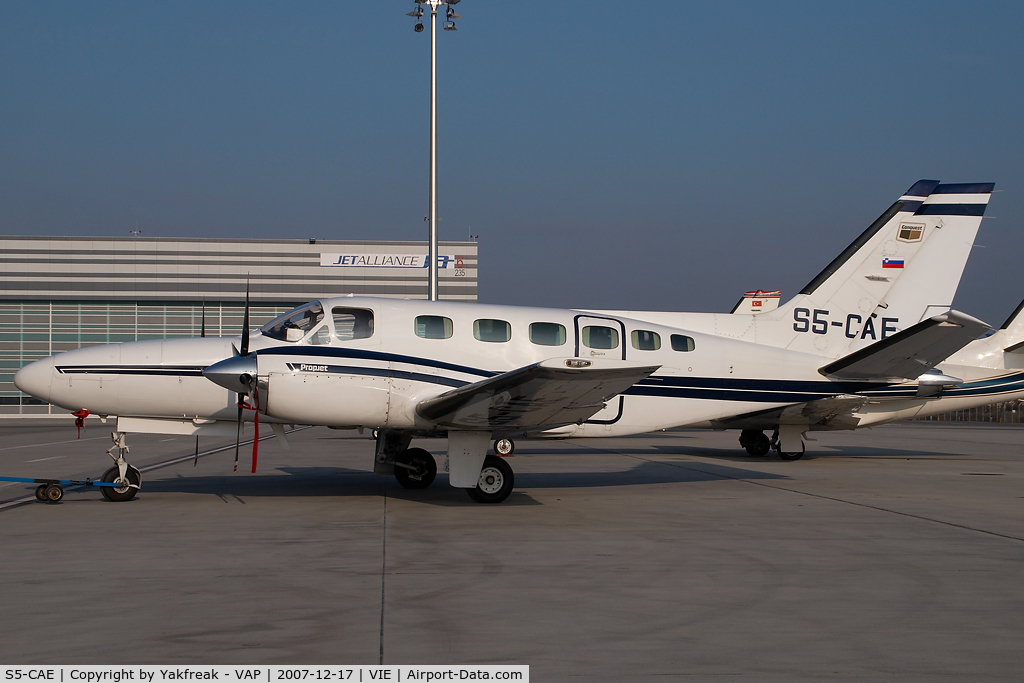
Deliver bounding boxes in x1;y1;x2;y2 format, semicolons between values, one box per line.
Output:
842;182;995;352
763;180;993;357
999;297;1024;354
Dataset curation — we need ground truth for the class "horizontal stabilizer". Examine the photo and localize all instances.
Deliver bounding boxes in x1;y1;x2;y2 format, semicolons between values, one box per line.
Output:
819;310;990;381
416;358;660;430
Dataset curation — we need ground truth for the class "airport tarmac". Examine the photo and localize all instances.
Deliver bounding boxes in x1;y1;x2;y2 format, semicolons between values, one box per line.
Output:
1;420;1022;680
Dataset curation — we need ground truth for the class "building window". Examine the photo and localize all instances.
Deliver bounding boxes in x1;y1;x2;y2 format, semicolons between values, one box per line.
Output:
474;319;511;343
582;325;618;350
332;308;374;340
670;334;695;352
631;330;661;351
530;322;566;346
415;315;453;339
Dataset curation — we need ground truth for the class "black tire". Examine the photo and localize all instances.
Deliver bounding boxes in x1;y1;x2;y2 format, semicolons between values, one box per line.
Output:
741;431;771;457
494;438;515;456
45;485;64;502
778;443;806;461
394;448;437;489
467;455;514;504
35;485;48;502
101;465;142;502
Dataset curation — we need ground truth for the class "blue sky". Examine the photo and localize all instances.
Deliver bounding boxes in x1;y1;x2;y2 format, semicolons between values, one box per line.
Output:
1;1;1022;324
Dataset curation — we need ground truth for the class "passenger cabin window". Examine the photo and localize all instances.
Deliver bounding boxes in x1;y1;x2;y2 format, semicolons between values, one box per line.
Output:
671;334;695;352
261;302;324;342
631;330;661;351
415;315;453;339
530;322;566;346
582;325;619;350
332;307;374;341
474;319;511;343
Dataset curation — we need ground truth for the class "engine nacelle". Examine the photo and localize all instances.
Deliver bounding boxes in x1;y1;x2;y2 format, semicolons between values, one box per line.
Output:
263;370;391;428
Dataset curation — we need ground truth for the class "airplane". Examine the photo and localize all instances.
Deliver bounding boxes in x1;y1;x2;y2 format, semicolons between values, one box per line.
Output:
12;180;997;503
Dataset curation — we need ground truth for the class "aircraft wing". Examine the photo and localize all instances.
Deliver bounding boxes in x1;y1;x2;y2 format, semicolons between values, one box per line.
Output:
819;310;990;382
416;358;660;430
714;395;869;431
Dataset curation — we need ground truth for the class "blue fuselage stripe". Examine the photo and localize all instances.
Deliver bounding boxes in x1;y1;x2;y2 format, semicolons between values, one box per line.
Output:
257;345;498;378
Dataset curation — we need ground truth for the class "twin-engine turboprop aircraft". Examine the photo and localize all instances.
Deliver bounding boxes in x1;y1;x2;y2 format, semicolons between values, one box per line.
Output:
13;180;1001;503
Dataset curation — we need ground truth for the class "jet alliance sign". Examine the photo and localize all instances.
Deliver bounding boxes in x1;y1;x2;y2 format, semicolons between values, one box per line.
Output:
320;253;457;269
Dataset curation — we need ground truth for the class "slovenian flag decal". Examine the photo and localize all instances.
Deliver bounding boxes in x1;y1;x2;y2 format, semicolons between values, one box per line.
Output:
882;258;905;269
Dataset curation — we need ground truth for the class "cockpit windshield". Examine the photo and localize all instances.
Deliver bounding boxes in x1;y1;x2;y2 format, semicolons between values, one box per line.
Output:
261;302;325;342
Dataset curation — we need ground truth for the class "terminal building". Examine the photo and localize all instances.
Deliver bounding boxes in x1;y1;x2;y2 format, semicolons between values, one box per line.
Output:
0;236;478;416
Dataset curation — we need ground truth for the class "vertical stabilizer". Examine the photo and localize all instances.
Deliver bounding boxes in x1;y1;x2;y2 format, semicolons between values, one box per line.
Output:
843;182;995;351
762;180;993;357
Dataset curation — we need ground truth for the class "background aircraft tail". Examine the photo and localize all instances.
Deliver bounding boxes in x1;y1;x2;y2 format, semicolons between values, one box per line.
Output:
762;180;994;357
999;297;1024;344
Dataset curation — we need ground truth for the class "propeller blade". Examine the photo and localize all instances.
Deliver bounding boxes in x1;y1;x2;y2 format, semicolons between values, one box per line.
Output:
233;396;243;472
194;435;199;467
240;278;250;356
251;388;260;473
200;298;206;338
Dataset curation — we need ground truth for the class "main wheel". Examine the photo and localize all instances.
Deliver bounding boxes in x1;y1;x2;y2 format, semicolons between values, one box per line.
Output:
45;485;64;502
777;443;806;461
740;430;771;457
493;438;516;454
467;455;515;504
35;485;48;502
101;465;142;502
393;448;437;489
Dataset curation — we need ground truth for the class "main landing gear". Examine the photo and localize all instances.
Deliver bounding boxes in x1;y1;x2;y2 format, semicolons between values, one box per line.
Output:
468;455;515;504
374;430;517;504
738;430;771;457
738;429;806;461
494;438;515;456
393;448;437;489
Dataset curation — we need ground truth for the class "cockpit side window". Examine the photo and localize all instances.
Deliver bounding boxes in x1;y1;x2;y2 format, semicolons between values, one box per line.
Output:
333;308;374;341
309;324;331;345
261;302;325;342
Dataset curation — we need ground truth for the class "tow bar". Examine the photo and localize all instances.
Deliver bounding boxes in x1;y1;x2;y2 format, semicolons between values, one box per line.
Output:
0;476;124;503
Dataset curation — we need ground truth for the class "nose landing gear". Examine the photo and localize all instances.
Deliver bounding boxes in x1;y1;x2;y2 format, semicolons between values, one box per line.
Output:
101;432;142;502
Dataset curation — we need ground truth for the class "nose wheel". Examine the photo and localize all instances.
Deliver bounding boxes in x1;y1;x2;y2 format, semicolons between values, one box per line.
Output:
101;432;142;501
101;465;142;502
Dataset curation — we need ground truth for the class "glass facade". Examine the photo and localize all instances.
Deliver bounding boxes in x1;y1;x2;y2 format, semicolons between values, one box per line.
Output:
0;300;299;414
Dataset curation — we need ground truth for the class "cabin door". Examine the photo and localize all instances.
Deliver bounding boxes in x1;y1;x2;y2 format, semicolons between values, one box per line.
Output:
573;315;627;424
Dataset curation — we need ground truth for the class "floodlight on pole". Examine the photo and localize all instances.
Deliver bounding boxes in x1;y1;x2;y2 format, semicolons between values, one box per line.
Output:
408;0;462;301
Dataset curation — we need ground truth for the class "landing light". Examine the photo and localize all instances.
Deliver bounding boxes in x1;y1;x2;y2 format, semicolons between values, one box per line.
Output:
565;359;592;368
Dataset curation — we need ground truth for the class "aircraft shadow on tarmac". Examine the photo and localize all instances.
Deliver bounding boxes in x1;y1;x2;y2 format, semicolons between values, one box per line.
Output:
513;442;952;462
605;444;955;461
137;459;788;507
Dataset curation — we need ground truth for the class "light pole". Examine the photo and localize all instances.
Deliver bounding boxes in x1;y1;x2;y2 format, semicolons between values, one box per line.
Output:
408;0;461;301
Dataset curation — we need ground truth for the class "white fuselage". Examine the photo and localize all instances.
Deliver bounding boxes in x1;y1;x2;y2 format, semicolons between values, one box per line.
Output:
19;297;860;438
